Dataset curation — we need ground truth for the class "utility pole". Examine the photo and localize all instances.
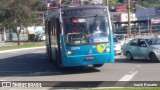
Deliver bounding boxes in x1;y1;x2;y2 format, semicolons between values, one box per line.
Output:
127;0;131;38
106;0;108;6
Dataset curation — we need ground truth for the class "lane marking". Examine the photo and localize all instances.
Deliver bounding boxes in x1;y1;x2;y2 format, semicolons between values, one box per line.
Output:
119;71;138;81
0;79;6;81
136;65;142;68
114;71;138;87
33;51;45;53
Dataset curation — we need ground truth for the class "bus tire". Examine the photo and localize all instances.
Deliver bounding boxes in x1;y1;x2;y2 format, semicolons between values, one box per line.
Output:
48;46;53;63
54;50;58;62
93;64;104;67
49;52;53;63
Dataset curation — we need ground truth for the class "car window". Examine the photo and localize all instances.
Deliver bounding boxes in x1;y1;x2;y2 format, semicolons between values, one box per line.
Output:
125;36;128;39
138;39;147;47
116;35;124;40
147;38;160;45
114;37;118;42
130;39;138;46
145;39;150;44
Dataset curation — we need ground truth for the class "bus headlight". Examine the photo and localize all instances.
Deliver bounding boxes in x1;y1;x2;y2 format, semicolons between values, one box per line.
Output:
105;48;110;52
66;50;73;55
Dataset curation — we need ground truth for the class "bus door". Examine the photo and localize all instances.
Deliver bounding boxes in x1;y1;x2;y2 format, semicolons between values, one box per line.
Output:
46;20;53;61
56;18;62;64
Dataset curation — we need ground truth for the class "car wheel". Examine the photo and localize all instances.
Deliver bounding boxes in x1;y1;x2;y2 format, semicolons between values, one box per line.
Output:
93;64;104;67
149;53;158;63
126;52;133;61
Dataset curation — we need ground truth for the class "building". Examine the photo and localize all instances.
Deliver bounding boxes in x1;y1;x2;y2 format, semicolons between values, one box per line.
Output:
70;0;81;5
110;4;127;12
136;7;160;33
70;0;103;5
89;0;103;5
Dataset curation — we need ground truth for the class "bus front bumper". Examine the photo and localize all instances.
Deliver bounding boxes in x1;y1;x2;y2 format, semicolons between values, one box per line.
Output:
62;53;114;67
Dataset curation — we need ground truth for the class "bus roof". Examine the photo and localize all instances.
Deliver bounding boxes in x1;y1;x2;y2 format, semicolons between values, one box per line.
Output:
61;5;108;11
45;5;108;20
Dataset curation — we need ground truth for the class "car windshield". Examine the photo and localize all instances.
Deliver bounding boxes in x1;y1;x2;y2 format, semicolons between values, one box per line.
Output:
63;16;110;45
146;38;160;45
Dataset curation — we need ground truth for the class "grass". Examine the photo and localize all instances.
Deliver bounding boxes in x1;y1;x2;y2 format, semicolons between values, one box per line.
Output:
0;42;45;51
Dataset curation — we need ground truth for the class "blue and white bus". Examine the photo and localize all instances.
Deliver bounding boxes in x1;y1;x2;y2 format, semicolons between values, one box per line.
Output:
45;5;114;68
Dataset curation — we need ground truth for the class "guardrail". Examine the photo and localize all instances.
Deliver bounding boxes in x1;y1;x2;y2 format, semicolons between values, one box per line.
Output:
130;33;160;38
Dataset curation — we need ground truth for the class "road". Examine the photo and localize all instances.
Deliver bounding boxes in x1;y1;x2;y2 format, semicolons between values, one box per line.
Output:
0;48;160;89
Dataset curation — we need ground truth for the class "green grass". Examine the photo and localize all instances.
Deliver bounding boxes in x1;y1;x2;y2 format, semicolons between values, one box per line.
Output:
82;87;160;90
0;42;45;51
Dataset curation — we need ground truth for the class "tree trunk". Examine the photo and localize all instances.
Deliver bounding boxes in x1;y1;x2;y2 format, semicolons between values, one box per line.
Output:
15;26;22;45
3;27;6;41
16;32;20;45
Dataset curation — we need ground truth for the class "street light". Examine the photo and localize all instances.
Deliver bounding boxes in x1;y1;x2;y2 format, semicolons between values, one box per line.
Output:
136;4;150;33
127;0;131;38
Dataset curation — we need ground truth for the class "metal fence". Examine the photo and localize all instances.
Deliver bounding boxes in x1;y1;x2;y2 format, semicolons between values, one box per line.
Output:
130;33;160;38
6;33;28;42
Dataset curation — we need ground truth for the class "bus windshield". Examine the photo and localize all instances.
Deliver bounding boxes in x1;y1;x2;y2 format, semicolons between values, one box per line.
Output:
64;16;109;45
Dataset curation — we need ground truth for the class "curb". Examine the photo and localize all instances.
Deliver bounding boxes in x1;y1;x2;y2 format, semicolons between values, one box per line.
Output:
0;46;46;54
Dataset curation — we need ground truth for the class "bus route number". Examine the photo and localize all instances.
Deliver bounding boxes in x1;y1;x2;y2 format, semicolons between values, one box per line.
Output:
71;47;80;50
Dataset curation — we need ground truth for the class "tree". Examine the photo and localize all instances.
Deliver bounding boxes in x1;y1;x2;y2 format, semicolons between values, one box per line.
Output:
61;0;70;5
103;0;120;6
136;0;160;7
0;0;46;45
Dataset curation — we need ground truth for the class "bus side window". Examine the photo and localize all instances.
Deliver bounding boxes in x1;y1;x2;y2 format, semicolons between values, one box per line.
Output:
52;18;57;44
56;18;61;35
48;20;51;35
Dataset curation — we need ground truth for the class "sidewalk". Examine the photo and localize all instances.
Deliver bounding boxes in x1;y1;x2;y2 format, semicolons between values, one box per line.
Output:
0;41;46;53
0;41;17;47
0;46;45;53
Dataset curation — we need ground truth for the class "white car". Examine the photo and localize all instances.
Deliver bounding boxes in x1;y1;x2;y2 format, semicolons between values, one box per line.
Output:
115;34;128;47
123;38;133;46
114;37;121;55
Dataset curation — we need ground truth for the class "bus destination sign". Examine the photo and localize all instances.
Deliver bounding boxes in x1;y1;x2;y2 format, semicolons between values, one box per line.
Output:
62;8;107;17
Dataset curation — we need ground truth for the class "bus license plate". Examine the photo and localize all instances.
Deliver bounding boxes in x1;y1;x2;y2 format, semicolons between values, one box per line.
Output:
86;56;94;60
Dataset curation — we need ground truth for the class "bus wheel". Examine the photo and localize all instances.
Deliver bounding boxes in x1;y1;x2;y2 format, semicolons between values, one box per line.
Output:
48;46;53;63
49;51;53;62
54;50;58;62
93;64;104;67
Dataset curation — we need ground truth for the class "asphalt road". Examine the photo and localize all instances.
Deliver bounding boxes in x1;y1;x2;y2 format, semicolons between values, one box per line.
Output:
0;48;160;89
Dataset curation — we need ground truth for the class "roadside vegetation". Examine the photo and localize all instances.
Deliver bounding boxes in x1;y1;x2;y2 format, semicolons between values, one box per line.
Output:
0;0;46;45
0;42;45;51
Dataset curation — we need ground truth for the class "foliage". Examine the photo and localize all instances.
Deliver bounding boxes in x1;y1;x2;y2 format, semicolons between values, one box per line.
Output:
0;0;46;45
103;0;121;6
109;0;120;5
61;0;70;5
102;0;160;7
136;0;160;7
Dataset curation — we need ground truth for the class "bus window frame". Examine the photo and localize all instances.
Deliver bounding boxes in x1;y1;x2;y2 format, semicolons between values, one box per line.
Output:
63;15;110;46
